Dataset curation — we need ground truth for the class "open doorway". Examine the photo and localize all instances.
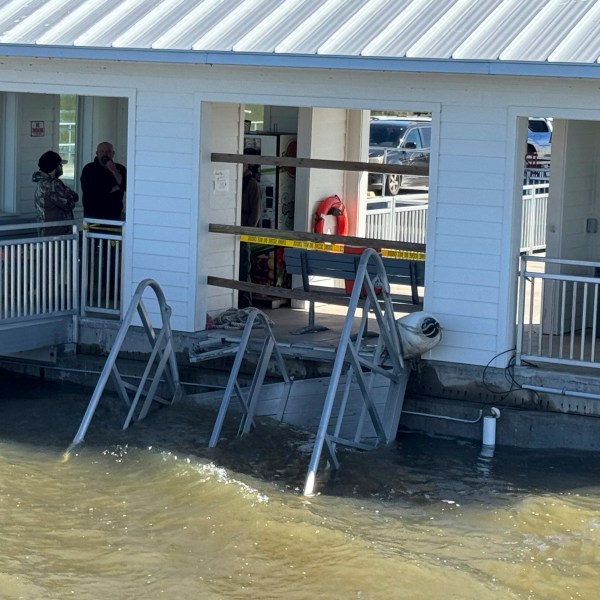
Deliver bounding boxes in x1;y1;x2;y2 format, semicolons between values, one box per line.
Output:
521;117;552;254
0;92;127;223
59;95;77;183
240;104;298;308
516;117;600;368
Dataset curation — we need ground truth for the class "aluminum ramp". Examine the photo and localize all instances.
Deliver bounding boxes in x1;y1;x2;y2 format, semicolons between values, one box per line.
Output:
66;279;184;454
195;249;409;496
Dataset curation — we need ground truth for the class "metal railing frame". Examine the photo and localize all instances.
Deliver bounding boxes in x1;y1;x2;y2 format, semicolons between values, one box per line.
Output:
80;218;125;318
0;220;79;340
365;196;428;243
203;250;410;497
365;183;549;253
303;248;408;496
517;255;600;369
521;184;549;254
67;278;184;452
207;308;293;448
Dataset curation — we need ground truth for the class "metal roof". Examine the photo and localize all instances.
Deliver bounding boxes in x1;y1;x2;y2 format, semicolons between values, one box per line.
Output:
0;0;599;77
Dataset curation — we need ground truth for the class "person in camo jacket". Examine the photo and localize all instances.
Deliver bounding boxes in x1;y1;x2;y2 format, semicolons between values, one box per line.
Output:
32;150;78;236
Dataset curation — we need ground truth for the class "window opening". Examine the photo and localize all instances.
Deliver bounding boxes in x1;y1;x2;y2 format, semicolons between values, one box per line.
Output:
244;105;264;132
59;95;77;182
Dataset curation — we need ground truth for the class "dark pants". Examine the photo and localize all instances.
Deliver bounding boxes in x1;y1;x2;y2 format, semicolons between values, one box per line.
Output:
238;241;252;308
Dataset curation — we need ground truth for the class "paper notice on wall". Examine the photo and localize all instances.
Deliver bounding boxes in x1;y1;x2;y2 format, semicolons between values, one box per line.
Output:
214;169;229;193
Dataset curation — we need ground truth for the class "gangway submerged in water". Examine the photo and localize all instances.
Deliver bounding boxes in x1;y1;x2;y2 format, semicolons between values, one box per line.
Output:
66;279;184;455
191;248;419;496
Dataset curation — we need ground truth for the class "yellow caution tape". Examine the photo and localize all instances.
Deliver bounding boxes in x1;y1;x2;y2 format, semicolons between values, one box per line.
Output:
240;235;344;253
380;248;426;261
240;234;425;260
85;223;123;233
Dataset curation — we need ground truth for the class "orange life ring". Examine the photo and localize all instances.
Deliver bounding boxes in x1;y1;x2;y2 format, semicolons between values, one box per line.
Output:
313;195;349;236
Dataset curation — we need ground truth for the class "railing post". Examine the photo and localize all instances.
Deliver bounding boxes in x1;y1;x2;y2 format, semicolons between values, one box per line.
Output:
515;255;527;366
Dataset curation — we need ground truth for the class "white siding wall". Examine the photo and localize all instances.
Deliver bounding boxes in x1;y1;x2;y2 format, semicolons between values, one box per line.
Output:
129;90;198;331
296;107;347;234
3;58;600;366
17;93;60;217
202;102;243;322
428;104;510;366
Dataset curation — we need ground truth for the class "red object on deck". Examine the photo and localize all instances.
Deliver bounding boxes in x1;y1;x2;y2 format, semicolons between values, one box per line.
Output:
344;246;382;296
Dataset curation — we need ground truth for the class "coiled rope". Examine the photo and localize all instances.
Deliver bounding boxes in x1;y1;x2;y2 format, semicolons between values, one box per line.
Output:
213;308;274;330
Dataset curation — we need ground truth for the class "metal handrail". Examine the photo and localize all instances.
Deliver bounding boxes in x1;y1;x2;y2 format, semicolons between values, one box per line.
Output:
66;278;183;455
517;255;600;368
207;308;292;448
81;217;125;318
364;183;548;253
0;223;79;351
303;248;408;496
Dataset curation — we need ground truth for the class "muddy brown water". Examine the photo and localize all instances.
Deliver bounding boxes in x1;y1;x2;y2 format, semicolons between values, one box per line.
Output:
1;369;599;599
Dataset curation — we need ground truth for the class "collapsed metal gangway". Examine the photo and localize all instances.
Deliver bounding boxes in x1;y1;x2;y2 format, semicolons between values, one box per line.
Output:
197;249;409;496
303;248;407;495
66;279;184;455
199;310;293;448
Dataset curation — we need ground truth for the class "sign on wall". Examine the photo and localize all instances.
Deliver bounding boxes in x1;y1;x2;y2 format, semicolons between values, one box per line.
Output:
30;121;45;137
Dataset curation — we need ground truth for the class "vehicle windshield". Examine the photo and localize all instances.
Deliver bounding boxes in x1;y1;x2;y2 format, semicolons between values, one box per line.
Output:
370;123;407;147
529;120;549;133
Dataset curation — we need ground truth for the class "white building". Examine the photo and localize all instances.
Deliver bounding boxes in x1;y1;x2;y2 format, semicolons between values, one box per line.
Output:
2;0;600;410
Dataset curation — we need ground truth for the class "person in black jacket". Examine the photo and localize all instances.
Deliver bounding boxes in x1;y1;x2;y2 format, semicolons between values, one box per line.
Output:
80;141;126;221
80;142;126;302
238;147;263;308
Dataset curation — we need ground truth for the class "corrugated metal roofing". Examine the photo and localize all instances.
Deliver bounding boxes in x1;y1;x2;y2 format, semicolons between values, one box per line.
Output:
0;0;600;73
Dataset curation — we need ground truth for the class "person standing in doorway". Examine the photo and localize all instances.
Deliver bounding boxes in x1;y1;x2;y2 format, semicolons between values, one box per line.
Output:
238;147;263;309
80;142;126;303
33;150;78;235
80;141;126;220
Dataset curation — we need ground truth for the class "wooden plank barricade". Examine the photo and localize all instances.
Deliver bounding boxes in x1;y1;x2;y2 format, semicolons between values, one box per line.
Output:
207;224;425;332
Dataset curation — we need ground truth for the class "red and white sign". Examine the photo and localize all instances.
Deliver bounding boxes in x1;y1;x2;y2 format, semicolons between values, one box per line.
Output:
30;121;45;137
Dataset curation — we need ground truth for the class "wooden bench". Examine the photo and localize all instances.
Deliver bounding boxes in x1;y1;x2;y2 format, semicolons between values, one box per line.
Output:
283;247;424;334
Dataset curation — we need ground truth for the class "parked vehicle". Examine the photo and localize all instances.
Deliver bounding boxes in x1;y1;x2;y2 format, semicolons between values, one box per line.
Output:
368;117;431;195
527;117;552;159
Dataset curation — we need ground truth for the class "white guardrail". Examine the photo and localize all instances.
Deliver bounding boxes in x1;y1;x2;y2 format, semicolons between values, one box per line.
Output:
81;218;125;318
0;221;79;321
365;196;428;244
366;183;549;253
517;255;600;369
1;181;546;326
0;218;124;323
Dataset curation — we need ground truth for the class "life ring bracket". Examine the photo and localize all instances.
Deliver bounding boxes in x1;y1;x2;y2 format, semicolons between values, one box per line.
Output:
313;194;348;236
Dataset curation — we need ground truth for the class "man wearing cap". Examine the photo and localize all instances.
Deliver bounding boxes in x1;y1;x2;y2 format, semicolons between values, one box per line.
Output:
32;150;79;235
